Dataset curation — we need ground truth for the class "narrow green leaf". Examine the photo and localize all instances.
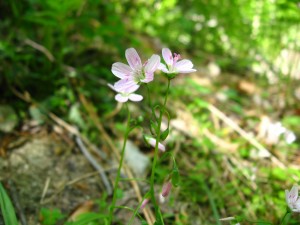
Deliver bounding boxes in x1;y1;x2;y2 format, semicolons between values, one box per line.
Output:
65;212;107;225
0;182;18;225
160;128;169;141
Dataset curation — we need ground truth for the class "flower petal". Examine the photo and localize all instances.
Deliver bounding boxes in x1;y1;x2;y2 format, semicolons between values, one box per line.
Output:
114;79;140;93
288;185;299;203
115;94;128;103
162;48;173;66
177;68;197;73
158;63;170;73
158;142;166;152
286;190;290;204
112;62;133;79
147;137;166;152
128;93;143;102
141;72;154;83
175;59;196;73
125;48;142;70
145;54;160;74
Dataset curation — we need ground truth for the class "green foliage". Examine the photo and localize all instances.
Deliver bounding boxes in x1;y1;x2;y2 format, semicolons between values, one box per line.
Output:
65;212;107;225
0;182;18;225
40;208;65;225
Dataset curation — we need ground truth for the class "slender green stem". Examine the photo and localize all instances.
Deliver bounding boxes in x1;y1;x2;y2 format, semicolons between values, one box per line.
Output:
146;84;152;108
280;211;290;225
149;79;171;224
127;192;150;225
109;103;131;224
115;206;144;221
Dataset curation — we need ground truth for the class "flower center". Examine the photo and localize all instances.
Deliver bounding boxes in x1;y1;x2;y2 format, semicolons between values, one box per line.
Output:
167;53;181;73
133;68;145;83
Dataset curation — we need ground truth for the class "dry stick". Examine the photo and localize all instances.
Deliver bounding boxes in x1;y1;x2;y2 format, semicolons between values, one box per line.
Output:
207;104;286;168
75;136;112;195
49;113;112;196
78;94;155;225
24;39;55;62
40;177;51;204
41;171;111;204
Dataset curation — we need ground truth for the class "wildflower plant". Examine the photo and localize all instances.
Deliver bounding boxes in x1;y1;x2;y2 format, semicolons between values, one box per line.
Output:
108;47;196;224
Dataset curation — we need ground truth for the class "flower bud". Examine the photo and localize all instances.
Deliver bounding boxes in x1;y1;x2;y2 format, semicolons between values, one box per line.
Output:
161;181;172;197
140;199;149;210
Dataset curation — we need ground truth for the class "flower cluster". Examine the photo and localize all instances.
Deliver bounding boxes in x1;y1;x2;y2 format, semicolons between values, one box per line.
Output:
109;47;196;102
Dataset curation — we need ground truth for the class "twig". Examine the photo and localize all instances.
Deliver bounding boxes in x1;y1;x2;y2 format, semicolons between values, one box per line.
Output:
49;113;112;195
207;104;286;168
103;102;123;120
40;177;51;204
41;170;114;204
75;136;112;195
24;39;55;62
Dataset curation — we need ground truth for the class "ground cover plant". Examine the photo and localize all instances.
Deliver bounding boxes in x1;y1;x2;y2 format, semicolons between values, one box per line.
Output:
0;0;300;224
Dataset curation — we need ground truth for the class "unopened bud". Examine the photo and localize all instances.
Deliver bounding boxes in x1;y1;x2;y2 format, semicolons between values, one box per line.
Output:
161;181;172;197
140;199;149;210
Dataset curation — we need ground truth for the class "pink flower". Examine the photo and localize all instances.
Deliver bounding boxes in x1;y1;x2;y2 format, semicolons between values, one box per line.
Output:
159;48;196;74
111;48;160;91
285;185;300;212
108;83;143;103
145;136;165;152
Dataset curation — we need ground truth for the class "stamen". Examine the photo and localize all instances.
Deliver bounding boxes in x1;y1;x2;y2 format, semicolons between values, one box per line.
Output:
173;53;181;63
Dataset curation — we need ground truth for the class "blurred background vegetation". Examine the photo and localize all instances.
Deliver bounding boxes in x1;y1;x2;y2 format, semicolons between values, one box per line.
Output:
1;0;300;224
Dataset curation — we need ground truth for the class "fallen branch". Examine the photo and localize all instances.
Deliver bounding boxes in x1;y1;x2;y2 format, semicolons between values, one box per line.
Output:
207;104;285;168
75;136;112;195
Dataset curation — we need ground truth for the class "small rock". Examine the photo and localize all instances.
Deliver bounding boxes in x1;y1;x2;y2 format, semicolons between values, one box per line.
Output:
124;140;150;177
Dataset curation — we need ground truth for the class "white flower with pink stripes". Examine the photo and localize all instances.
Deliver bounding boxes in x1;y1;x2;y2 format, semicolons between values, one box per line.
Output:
108;83;143;103
159;48;196;74
112;48;160;92
285;185;300;212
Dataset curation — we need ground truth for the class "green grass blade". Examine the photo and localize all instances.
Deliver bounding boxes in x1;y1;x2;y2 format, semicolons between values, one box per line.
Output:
0;182;18;225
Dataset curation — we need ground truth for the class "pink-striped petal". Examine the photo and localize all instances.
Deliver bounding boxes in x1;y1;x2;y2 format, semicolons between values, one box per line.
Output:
144;54;160;74
158;142;166;152
174;59;195;73
111;62;133;79
289;185;299;203
158;63;169;73
114;79;139;93
141;72;154;83
177;68;196;73
147;137;166;152
162;48;173;66
125;48;142;70
115;94;128;103
128;93;143;102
